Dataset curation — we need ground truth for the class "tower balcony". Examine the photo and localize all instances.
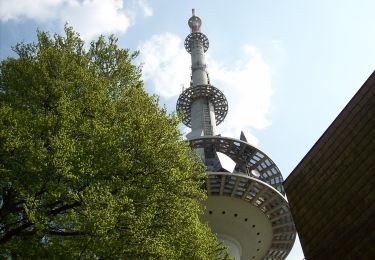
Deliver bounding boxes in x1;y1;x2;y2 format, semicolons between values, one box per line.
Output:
189;136;285;193
177;84;228;128
203;172;296;260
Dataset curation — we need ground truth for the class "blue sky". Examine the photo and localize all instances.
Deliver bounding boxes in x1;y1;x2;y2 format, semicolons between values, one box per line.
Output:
1;1;374;259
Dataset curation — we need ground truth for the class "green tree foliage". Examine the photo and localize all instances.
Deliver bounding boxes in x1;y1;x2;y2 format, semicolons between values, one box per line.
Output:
0;27;226;259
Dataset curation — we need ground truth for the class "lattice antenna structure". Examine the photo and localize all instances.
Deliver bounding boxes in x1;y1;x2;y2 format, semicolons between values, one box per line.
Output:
177;9;228;138
176;9;296;260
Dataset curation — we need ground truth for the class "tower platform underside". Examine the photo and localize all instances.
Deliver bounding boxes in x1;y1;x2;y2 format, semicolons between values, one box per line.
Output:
203;172;295;260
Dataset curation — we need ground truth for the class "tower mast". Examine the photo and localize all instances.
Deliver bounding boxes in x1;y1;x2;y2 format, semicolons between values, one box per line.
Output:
176;10;296;260
179;8;227;139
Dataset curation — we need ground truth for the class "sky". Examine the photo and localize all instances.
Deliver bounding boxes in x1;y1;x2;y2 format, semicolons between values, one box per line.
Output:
1;0;375;259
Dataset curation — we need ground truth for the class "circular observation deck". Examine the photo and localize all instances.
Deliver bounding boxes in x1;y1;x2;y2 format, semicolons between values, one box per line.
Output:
202;173;296;260
189;136;285;193
184;32;209;53
176;84;228;128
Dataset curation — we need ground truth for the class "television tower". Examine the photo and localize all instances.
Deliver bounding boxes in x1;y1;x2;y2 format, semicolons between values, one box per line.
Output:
176;9;296;260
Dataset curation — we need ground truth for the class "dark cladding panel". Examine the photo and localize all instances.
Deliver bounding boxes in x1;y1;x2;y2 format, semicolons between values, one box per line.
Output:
284;71;375;260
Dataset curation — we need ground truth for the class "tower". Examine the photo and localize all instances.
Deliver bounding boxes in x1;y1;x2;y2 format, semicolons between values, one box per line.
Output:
176;9;296;260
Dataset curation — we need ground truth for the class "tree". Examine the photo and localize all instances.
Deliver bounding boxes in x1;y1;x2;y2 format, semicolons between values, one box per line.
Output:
0;27;226;259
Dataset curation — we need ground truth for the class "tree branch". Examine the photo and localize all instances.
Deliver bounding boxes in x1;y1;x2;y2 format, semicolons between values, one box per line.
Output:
0;222;32;245
49;201;81;215
47;229;86;236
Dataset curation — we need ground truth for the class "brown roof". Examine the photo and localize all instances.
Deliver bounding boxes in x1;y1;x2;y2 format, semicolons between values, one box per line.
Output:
284;71;375;259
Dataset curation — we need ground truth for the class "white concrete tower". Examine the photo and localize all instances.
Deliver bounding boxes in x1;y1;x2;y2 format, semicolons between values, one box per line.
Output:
177;10;296;260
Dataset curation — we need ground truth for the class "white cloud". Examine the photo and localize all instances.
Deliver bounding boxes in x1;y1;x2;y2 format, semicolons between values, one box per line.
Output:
139;33;191;98
137;0;153;17
139;33;274;146
0;0;153;40
61;0;131;40
208;45;273;146
0;0;63;22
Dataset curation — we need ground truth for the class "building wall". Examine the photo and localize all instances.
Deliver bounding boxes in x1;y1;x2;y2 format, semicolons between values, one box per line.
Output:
284;71;375;259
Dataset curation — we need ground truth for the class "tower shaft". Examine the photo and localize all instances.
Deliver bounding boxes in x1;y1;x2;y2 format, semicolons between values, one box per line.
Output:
185;9;217;137
190;39;217;134
190;37;208;86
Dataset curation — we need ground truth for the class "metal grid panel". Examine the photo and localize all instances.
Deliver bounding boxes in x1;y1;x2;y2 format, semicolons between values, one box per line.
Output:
176;84;228;127
184;32;209;53
190;136;285;193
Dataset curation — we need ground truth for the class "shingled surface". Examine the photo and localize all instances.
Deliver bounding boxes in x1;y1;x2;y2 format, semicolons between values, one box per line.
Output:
284;71;375;259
